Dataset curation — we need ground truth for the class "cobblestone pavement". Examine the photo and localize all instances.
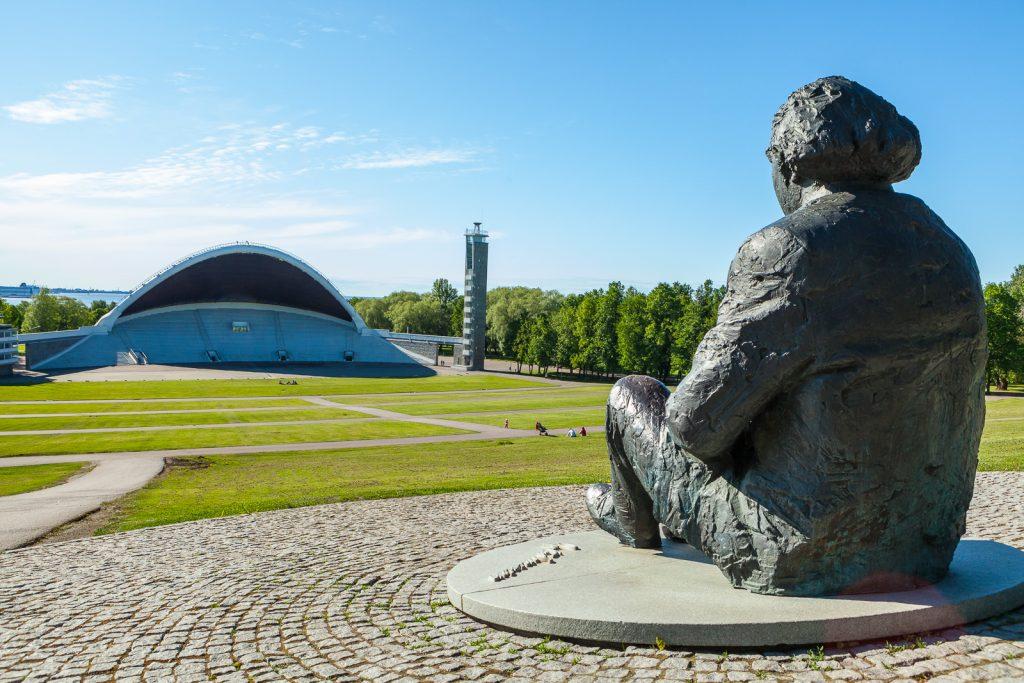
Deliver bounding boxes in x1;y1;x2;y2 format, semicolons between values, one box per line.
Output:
2;473;1024;682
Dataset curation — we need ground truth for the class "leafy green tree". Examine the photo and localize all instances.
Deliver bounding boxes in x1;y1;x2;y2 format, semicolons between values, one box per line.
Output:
984;282;1024;391
354;298;391;330
672;280;724;376
450;295;464;337
0;300;23;330
1009;264;1024;315
647;283;688;380
527;314;557;375
511;320;532;373
20;289;93;333
553;295;581;373
430;278;460;336
486;287;563;357
617;291;651;374
595;282;624;376
89;300;116;324
572;292;600;376
388;299;447;335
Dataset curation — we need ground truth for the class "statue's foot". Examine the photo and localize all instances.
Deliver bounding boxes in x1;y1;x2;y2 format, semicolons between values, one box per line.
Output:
586;483;620;536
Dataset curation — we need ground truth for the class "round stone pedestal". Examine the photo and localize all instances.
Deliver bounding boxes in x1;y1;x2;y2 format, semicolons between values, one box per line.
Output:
447;530;1024;647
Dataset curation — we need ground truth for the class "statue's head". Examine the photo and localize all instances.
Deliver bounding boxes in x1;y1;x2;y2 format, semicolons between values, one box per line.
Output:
766;76;922;214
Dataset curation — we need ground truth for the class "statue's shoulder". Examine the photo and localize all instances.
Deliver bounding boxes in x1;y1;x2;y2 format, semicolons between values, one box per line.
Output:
888;191;981;281
732;217;809;274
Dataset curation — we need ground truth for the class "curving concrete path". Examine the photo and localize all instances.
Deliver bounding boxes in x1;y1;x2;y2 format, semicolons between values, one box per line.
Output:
0;454;165;550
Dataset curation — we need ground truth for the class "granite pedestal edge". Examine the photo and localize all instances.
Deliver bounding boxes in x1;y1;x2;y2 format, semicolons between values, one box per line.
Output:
447;530;1024;648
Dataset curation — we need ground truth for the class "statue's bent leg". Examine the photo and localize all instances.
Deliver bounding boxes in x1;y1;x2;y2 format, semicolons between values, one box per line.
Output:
586;375;667;549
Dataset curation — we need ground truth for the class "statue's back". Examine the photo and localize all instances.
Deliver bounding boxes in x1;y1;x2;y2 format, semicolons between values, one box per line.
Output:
744;188;987;593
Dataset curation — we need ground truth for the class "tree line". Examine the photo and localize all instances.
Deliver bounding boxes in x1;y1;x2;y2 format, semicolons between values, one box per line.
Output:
350;278;463;337
350;277;725;380
484;281;726;381
985;264;1024;390
0;289;116;333
4;267;1022;391
354;264;1024;389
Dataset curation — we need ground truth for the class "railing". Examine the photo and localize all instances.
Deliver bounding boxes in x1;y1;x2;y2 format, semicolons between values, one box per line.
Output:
374;329;466;345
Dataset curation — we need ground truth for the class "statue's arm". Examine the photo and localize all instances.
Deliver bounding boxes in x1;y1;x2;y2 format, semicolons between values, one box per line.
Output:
666;226;812;463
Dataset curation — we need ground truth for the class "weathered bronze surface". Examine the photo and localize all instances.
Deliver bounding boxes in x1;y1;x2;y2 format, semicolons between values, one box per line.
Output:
587;76;987;596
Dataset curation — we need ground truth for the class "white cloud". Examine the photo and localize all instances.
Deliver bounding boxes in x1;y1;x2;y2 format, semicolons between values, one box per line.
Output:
0;122;344;199
169;70;213;94
341;148;477;170
4;77;126;124
0;120;479;286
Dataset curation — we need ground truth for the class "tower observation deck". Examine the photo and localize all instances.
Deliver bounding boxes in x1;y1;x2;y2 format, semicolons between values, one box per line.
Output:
461;222;488;370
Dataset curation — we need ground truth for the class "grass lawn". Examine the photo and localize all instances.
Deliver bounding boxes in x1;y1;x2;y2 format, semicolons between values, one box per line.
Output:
0;461;87;496
100;436;608;532
0;406;367;431
0;374;543;402
0;398;307;414
364;386;611;415
0;420;466;457
979;396;1024;471
989;384;1024;396
449;408;605;431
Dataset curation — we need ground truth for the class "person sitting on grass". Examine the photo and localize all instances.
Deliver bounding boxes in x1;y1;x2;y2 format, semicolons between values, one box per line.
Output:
567;428;578;438
579;426;588;437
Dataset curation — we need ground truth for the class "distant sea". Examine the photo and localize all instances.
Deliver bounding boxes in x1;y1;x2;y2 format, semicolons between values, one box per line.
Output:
2;291;129;306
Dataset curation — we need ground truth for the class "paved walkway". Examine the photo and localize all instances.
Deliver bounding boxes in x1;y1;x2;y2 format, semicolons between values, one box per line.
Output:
305;397;526;434
1;474;1023;681
0;453;164;550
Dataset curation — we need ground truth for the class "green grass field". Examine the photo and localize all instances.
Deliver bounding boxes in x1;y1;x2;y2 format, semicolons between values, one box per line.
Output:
978;396;1024;471
0;420;465;457
0;371;1020;537
449;408;605;430
0;406;367;431
0;398;307;414
0;374;542;401
100;437;608;533
0;462;87;497
364;386;611;415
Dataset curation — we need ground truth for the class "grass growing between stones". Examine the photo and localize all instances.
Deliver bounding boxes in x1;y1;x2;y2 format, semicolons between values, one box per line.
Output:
0;461;87;496
0;406;368;431
0;374;542;402
0;420;467;458
100;436;608;532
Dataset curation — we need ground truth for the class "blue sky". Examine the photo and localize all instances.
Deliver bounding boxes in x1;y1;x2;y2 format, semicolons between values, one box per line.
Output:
1;2;1021;296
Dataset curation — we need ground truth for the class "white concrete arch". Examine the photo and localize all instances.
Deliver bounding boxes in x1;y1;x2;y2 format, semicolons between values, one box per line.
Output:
96;243;369;333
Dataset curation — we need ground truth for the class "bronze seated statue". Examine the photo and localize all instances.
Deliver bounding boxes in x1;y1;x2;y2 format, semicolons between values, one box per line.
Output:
586;76;987;596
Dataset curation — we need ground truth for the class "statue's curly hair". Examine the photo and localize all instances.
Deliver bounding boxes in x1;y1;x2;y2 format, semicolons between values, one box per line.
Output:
766;76;921;185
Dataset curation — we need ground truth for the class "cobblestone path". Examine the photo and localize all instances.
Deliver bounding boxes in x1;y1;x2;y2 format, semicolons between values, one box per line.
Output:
2;473;1024;682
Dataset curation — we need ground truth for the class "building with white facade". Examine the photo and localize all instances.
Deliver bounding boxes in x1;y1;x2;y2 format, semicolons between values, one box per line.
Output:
20;244;419;372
